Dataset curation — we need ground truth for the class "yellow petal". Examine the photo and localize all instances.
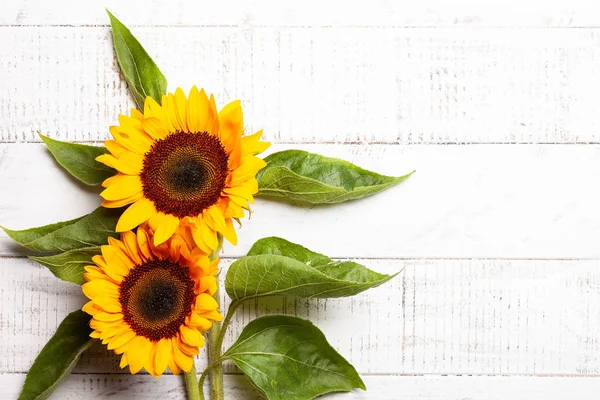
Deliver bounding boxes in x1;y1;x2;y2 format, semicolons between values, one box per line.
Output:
136;225;154;261
187;312;212;331
224;185;255;203
241;130;270;155
180;325;203;347
222;218;238;245
116;198;157;232
100;175;143;201
142;117;170;140
82;279;119;299
90;319;120;333
120;231;142;265
228;156;267;187
174;88;189;132
173;338;194;372
153;338;171;377
196;276;218;296
187;86;207;133
143;97;174;132
100;245;133;279
101;192;143;209
168;358;181;375
148;211;165;232
93;296;122;313
209;94;220;135
199;219;218;250
82;300;102;316
119;353;129;369
131;108;145;122
109;125;153;155
104;139;128;157
107;329;136;350
99;322;131;340
204;205;227;232
96;153;143;175
127;336;152;374
194;293;219;313
94;312;124;322
176;335;200;357
153;213;181;245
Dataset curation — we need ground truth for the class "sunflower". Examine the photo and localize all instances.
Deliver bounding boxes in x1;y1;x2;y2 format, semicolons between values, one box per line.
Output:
97;86;270;252
81;224;222;377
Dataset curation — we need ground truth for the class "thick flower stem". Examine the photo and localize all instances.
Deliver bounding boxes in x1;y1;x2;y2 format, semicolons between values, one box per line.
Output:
203;297;239;399
208;283;224;400
184;364;201;400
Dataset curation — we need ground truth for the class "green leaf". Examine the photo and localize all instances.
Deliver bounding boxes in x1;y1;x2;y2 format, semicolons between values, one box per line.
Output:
226;237;396;301
224;315;365;400
107;10;167;109
1;216;85;245
39;133;114;185
18;310;93;400
256;150;414;204
30;247;101;285
2;207;121;253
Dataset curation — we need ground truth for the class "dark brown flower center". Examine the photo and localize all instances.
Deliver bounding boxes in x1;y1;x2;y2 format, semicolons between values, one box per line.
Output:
140;131;229;218
119;259;195;342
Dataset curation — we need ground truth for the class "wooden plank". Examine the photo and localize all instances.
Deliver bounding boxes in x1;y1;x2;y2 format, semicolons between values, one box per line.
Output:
1;143;600;259
3;27;600;144
1;0;599;27
2;374;600;400
2;257;600;375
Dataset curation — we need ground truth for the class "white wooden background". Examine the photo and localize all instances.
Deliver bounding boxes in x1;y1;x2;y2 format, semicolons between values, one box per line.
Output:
2;0;600;398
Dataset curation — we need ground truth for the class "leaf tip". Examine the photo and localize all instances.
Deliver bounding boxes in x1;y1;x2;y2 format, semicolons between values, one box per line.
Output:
1;225;15;238
357;376;367;390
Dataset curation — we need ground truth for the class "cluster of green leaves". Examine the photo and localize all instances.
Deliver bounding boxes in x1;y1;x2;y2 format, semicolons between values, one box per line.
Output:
217;237;399;399
3;10;412;400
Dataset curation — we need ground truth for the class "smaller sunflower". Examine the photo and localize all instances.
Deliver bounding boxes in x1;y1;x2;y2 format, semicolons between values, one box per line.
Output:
82;224;222;377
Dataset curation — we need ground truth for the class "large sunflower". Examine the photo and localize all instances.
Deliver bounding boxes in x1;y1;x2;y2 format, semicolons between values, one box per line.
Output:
97;86;270;251
82;224;222;377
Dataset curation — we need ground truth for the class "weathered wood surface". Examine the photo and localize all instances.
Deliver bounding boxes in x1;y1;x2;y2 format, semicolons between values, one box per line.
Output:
3;28;600;143
1;143;599;258
2;0;600;398
3;374;600;400
2;0;600;27
2;257;599;376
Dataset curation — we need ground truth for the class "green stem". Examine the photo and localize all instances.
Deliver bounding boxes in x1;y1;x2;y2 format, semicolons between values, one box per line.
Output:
207;284;225;400
184;364;201;400
202;300;241;399
198;357;226;395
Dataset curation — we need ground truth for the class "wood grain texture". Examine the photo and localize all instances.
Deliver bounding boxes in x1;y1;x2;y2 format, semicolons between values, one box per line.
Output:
2;257;600;376
3;27;600;143
2;0;599;27
3;0;600;397
1;143;600;258
2;374;600;400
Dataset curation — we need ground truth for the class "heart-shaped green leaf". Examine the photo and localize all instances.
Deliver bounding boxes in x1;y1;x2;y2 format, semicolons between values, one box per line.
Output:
39;133;114;185
30;247;101;285
107;10;167;109
224;315;365;400
18;310;93;400
2;207;121;253
256;150;413;204
225;237;397;301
